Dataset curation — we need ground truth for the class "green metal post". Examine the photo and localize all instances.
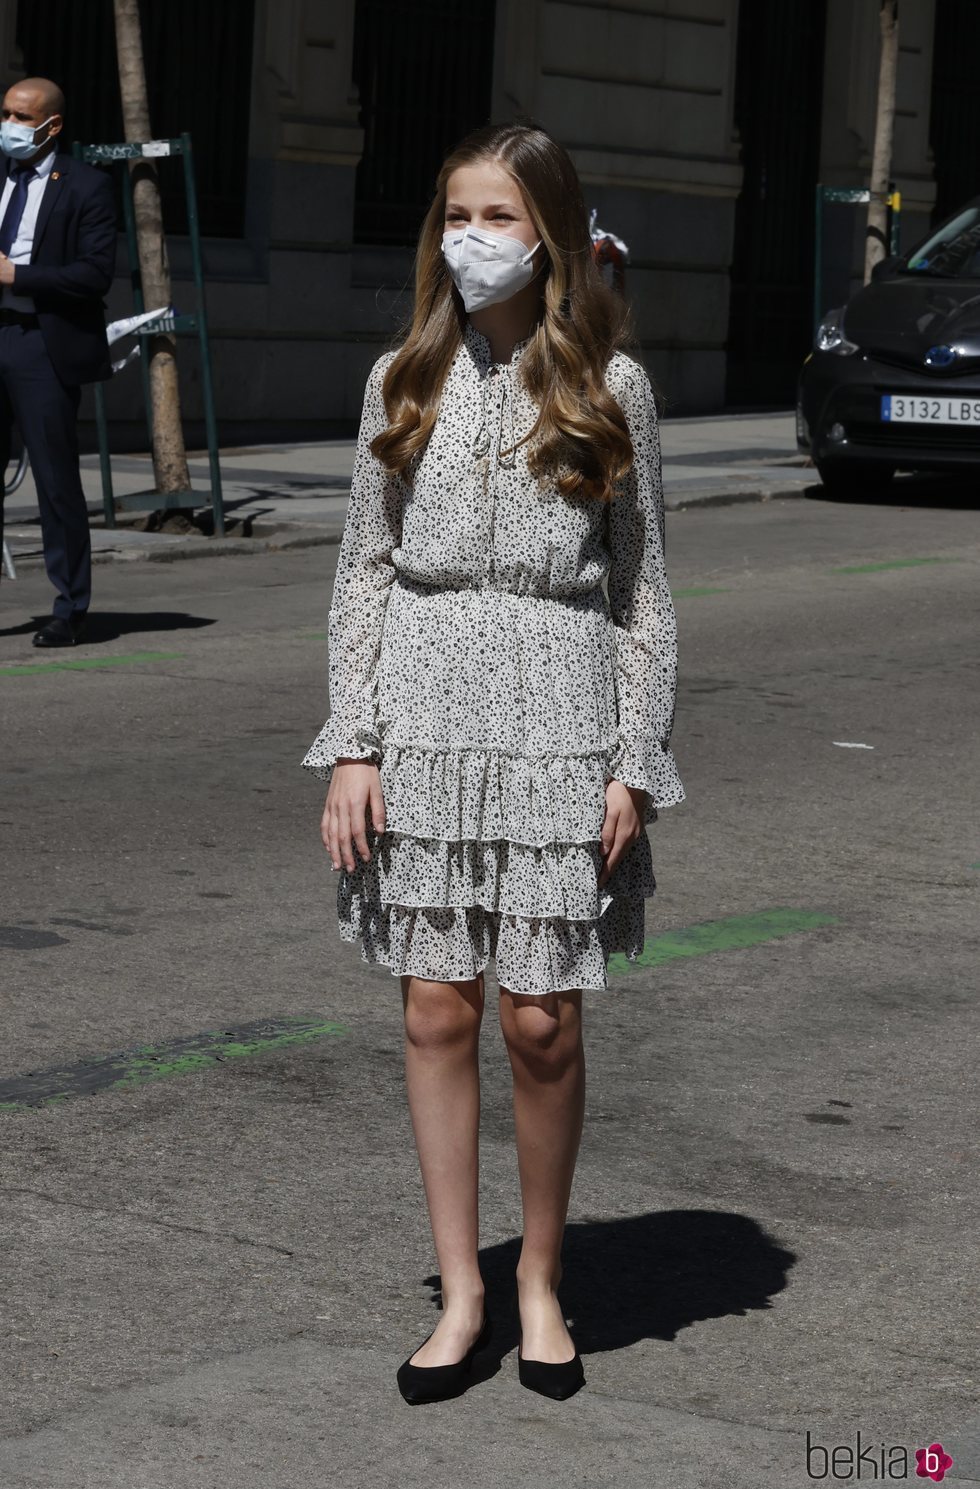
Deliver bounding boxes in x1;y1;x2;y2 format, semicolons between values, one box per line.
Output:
888;181;901;256
120;163;154;450
180;132;224;536
73;141;115;527
93;381;116;527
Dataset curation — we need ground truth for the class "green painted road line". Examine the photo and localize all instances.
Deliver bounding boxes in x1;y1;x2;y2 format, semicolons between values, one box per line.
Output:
0;651;183;678
831;557;960;575
673;586;729;598
970;862;980;870
0;1016;348;1111
608;907;839;976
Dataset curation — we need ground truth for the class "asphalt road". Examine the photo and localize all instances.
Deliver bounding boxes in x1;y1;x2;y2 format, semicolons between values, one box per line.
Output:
1;484;978;1488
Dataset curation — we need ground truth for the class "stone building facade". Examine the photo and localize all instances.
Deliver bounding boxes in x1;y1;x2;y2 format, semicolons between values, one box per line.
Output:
1;0;978;443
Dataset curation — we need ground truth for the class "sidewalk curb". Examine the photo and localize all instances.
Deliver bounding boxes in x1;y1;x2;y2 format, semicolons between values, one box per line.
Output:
666;485;809;511
8;484;813;572
10;528;344;572
130;529;345;564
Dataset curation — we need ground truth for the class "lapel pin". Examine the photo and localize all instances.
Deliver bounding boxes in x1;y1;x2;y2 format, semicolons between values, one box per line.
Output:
52;171;61;180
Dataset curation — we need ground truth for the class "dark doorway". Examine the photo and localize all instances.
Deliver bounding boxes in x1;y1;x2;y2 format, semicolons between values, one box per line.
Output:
352;0;496;246
930;0;980;223
726;0;827;406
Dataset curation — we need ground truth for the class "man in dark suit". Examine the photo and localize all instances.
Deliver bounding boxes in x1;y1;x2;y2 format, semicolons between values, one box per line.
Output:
0;76;115;647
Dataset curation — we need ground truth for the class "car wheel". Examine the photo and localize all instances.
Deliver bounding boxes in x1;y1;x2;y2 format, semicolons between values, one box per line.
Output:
815;461;895;499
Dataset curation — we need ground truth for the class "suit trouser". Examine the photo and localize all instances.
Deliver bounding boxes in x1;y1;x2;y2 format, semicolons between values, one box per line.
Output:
0;323;91;620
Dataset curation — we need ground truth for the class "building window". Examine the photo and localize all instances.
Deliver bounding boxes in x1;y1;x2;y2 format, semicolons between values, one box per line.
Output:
14;0;254;239
352;0;496;247
930;0;980;223
726;0;827;405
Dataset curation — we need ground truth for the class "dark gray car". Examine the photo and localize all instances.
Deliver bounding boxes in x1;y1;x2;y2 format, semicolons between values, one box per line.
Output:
798;200;980;494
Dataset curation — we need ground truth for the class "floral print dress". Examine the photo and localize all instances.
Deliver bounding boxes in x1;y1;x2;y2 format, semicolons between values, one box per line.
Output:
302;319;684;996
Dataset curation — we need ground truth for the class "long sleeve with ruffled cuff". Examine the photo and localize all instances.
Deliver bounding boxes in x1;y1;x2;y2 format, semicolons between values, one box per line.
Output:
604;357;685;821
302;353;401;785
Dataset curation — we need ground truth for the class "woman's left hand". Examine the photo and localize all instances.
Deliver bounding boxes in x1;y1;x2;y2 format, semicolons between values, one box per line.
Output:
598;780;648;888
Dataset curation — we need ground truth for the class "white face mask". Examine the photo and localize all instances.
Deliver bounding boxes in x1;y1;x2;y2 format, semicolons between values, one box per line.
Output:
442;226;543;312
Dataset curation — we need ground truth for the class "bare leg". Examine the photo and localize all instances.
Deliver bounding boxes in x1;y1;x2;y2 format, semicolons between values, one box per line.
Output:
499;988;585;1363
401;972;487;1366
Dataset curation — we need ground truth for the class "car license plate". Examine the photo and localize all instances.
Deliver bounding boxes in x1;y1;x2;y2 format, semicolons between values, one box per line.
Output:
881;394;980;424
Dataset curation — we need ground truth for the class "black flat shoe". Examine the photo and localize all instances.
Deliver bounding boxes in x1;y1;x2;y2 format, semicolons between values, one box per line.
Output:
517;1328;586;1400
396;1309;492;1405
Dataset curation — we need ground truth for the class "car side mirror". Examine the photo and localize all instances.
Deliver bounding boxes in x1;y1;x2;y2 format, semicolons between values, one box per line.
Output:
871;254;901;282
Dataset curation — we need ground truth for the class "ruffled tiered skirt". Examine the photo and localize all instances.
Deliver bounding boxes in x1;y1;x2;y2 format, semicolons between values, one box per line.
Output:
310;578;659;996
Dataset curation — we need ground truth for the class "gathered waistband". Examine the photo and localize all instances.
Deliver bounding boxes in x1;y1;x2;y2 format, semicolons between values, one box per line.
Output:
392;571;608;610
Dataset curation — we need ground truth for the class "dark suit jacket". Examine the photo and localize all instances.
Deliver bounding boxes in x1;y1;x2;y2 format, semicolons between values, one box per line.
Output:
4;153;116;385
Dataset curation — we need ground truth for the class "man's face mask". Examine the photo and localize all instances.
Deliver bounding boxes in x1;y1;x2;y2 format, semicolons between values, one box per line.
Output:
442;226;543;313
1;115;55;161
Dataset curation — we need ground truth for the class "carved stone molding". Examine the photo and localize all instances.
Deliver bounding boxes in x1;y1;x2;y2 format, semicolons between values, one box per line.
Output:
262;0;363;161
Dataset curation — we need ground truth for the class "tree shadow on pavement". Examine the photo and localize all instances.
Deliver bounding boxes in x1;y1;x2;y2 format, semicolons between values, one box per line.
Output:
425;1210;797;1365
0;611;217;643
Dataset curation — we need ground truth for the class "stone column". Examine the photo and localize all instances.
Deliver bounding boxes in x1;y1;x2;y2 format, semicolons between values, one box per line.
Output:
492;0;743;411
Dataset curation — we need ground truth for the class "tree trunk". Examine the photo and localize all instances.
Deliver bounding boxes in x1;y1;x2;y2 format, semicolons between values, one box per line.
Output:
113;0;190;494
864;0;899;284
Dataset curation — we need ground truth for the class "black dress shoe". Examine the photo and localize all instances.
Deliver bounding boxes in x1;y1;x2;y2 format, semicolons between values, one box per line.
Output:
517;1328;586;1400
32;614;88;648
396;1309;492;1405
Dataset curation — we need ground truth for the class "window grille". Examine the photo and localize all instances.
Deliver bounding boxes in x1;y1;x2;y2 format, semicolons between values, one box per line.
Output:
352;0;496;247
15;0;254;239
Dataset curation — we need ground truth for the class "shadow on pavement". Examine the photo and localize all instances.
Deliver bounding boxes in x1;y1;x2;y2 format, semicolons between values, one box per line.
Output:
425;1209;797;1365
0;611;217;643
803;474;980;510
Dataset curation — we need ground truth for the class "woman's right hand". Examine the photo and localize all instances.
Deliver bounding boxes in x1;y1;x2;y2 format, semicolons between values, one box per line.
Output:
321;759;387;872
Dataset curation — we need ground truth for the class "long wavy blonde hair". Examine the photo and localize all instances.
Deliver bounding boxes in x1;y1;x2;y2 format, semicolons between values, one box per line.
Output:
371;122;640;503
